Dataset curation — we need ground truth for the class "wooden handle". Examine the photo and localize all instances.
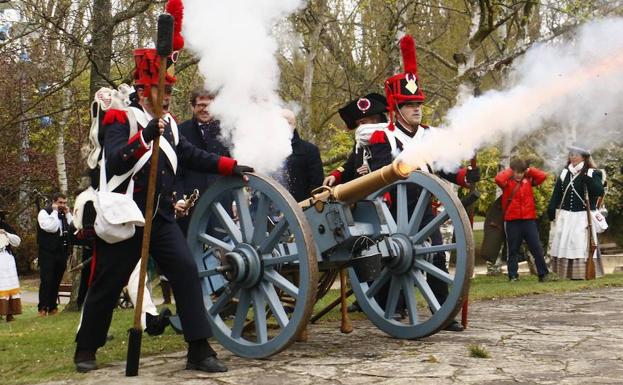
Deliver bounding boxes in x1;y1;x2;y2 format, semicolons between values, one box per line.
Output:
584;191;596;280
132;55;167;330
339;269;353;334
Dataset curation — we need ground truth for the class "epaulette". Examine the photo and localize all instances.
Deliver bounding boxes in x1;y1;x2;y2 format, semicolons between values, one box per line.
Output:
369;131;387;145
102;109;128;126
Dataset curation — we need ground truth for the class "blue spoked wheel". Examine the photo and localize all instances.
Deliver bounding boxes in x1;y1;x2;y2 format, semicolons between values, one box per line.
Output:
187;173;318;358
350;171;474;339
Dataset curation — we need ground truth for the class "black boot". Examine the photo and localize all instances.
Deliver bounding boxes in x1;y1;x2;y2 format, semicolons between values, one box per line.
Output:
186;339;227;373
145;308;172;336
444;320;464;332
74;348;97;373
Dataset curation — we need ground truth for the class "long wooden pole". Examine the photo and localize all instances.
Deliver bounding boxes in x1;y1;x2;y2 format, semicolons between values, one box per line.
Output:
461;156;478;329
126;14;173;377
584;190;596;280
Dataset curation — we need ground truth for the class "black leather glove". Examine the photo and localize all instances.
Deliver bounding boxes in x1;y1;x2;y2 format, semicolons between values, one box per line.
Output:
466;166;481;184
232;165;254;177
142;118;162;143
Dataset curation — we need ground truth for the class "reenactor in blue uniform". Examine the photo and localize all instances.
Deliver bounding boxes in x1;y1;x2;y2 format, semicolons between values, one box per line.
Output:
73;47;252;373
324;93;388;186
365;35;480;331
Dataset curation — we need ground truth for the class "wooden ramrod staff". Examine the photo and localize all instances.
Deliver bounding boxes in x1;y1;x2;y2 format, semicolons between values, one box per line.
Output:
125;13;174;377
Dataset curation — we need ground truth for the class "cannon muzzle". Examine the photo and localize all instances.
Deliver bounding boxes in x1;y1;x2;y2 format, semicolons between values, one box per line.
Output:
301;160;411;209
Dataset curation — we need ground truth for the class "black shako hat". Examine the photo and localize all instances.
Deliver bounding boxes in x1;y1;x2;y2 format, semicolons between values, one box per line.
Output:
338;93;388;130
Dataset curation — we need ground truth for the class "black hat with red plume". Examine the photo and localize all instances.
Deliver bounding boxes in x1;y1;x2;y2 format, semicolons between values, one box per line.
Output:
384;34;426;130
132;0;184;97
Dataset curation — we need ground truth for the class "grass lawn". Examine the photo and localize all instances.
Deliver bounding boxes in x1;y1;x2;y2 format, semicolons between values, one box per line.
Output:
2;273;623;384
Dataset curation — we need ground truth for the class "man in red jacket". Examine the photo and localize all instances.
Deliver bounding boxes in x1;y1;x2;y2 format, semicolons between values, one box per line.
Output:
495;158;551;282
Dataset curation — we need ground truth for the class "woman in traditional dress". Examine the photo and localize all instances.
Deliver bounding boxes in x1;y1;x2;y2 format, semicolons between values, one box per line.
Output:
0;211;22;321
547;144;605;279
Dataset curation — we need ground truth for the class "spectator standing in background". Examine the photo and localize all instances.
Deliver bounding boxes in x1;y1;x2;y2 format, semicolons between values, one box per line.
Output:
0;209;22;322
281;109;324;202
36;192;72;316
495;158;550;282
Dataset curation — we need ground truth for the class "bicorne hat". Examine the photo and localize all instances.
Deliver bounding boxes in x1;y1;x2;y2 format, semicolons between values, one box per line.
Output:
338;92;388;130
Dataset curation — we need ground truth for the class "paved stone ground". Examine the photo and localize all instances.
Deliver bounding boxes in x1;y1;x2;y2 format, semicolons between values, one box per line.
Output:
42;287;623;385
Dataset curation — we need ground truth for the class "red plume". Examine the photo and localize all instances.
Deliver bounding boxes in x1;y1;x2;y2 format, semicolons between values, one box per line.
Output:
400;34;417;74
166;0;184;51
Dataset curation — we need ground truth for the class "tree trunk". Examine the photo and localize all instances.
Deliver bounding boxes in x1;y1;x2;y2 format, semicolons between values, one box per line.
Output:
89;0;113;99
300;0;327;138
18;70;32;229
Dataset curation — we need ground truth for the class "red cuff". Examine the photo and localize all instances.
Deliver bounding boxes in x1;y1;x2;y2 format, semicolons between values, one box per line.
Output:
382;191;393;207
218;156;237;176
370;131;387;145
127;131;150;159
456;168;468;188
330;170;342;185
102;109;127;126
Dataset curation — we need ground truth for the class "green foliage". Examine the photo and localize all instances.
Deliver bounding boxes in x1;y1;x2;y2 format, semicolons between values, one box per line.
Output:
0;305;187;385
320;123;355;174
468;344;491;358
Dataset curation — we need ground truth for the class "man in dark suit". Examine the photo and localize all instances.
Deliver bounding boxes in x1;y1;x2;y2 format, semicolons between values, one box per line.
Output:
280;109;324;202
175;88;231;235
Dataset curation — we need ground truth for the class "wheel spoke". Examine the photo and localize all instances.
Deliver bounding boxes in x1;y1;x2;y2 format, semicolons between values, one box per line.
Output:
198;232;233;252
412;271;441;312
251;193;270;245
407;189;431;236
209;284;240;316
264;269;299;299
211;202;242;244
263;253;298;267
234;188;254;242
396;184;409;233
414;259;454;284
410;211;449;245
365;267;390;299
377;198;397;233
252;289;268;344
402;274;419;325
231;289;251;339
384;276;401;319
259;219;288;254
260;281;289;329
414;243;457;255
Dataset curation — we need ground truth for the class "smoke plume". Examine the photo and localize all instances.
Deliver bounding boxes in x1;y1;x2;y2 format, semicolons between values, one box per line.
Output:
183;0;304;173
399;18;623;173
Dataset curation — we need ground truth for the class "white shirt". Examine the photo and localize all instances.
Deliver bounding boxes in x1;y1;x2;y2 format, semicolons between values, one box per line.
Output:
37;209;73;234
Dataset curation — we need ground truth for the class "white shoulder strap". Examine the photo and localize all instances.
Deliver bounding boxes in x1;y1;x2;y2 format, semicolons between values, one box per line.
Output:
103;150;151;193
560;168;568;181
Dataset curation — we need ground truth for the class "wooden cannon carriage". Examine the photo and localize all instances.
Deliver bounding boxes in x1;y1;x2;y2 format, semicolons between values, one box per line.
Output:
187;160;474;358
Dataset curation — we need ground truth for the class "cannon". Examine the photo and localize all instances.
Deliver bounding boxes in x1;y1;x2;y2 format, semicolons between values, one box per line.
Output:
186;160;474;358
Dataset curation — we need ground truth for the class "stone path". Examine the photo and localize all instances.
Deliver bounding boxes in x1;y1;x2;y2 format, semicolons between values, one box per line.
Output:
42;287;623;385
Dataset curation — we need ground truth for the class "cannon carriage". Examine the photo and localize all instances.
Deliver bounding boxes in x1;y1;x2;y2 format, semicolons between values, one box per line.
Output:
186;160;474;358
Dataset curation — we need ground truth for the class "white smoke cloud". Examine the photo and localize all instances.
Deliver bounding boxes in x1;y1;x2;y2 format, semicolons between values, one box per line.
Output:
183;0;305;173
399;18;623;173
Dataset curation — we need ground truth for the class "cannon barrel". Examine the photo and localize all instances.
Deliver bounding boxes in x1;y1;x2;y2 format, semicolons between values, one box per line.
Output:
301;160;410;209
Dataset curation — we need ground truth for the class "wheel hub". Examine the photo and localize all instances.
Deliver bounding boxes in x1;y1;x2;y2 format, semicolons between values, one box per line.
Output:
387;234;414;274
222;244;262;288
